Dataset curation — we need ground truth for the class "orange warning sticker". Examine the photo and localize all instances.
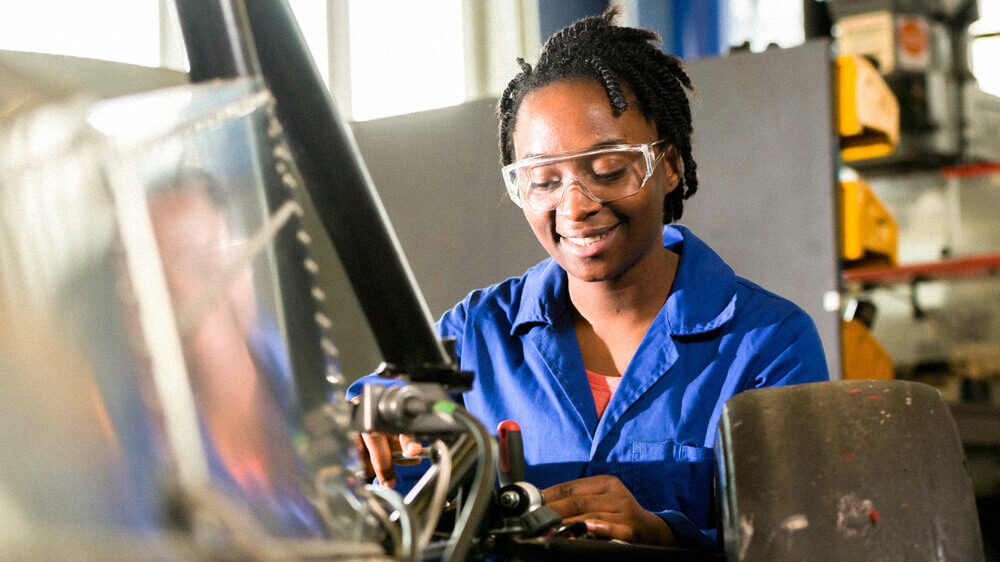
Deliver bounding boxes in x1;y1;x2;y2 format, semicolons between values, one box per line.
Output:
896;16;930;70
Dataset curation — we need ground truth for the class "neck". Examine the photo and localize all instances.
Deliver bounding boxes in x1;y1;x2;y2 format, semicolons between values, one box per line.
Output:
568;245;678;327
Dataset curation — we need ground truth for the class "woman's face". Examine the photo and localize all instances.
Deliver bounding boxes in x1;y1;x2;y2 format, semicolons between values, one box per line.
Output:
511;78;679;284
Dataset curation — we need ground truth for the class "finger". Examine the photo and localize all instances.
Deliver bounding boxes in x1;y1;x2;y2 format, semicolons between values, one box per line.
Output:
355;434;375;478
378;435;423;465
398;434;423;457
361;432;397;488
546;493;626;519
566;511;677;546
391;434;422;466
583;519;638;543
561;512;627;525
542;475;619;503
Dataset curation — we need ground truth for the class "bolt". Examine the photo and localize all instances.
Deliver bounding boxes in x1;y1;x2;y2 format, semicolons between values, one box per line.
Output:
499;490;520;509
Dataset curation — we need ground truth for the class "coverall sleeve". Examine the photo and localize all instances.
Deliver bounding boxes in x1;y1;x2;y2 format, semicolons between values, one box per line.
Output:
746;308;830;391
663;308;829;551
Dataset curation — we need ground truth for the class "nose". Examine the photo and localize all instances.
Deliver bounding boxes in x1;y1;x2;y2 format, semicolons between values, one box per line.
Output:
556;179;602;220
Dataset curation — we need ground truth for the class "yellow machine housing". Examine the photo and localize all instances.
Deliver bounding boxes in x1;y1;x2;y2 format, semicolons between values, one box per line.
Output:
842;319;894;380
840;177;898;268
837;55;900;161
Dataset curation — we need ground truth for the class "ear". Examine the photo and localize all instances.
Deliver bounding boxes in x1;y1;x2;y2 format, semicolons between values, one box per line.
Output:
661;145;682;194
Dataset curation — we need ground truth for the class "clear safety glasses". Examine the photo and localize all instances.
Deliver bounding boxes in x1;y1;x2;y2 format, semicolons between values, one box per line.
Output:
502;140;667;211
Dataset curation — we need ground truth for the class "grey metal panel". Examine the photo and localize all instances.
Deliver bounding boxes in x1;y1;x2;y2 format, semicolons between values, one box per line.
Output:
683;40;843;377
351;99;549;319
334;99;547;379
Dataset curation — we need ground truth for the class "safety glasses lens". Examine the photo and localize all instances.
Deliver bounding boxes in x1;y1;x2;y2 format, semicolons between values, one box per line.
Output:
515;149;648;210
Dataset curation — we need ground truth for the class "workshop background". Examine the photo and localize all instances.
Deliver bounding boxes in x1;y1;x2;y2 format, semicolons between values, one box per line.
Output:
1;0;999;556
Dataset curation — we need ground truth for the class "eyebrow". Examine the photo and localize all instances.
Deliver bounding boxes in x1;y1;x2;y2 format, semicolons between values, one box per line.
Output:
521;138;629;160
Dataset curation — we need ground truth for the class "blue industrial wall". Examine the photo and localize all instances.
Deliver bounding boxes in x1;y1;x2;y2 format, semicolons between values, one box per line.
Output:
537;0;727;59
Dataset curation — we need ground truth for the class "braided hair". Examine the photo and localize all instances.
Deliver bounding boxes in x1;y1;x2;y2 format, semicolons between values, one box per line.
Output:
498;7;697;224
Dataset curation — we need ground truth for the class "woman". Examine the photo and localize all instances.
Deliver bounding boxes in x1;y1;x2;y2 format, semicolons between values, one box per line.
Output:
352;8;828;549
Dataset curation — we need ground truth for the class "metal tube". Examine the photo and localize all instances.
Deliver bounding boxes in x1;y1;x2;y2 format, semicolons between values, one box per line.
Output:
444;408;495;562
404;434;478;519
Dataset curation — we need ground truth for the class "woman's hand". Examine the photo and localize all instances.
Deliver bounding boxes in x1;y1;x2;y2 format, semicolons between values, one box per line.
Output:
355;432;423;489
351;398;422;489
542;475;676;546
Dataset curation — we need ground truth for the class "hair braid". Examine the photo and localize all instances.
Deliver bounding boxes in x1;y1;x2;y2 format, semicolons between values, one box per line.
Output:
609;25;659;45
498;58;534;165
583;56;627;114
626;52;699;221
497;7;698;223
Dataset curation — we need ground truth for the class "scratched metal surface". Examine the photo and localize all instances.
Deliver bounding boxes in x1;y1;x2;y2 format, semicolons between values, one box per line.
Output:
716;380;983;560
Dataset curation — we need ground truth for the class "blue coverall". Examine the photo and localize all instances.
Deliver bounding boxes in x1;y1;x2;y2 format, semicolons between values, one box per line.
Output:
349;224;829;549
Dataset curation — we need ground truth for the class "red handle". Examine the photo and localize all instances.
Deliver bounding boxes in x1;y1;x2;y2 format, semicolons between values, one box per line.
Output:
497;420;524;485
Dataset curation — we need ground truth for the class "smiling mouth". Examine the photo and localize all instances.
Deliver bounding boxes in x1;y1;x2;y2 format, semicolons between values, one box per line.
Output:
562;224;617;247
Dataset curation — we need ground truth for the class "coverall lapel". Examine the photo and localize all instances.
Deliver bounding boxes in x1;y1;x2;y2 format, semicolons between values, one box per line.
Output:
587;225;738;453
528;311;599;440
590;307;678;456
514;259;598;440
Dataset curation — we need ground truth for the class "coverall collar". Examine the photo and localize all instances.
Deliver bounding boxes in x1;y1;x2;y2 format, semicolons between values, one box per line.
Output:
510;224;737;336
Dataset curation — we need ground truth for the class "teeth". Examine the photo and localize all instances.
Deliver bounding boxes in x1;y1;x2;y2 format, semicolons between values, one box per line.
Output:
566;231;610;246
